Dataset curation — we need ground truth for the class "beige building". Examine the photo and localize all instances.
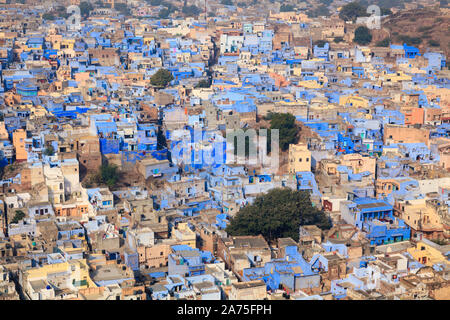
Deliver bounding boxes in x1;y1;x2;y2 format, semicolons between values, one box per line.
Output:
60;158;80;197
218;235;271;275
0;121;8;140
171;222;196;248
288;143;311;173
395;198;446;241
43;164;65;204
229;281;267;300
137;243;172;269
341;153;376;176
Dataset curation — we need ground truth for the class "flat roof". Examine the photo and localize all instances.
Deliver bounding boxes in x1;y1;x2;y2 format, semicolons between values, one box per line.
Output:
357;202;389;210
232;280;265;289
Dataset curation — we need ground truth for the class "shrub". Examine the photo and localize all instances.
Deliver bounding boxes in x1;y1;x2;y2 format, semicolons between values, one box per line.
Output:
376;37;390;47
354;26;372;45
280;4;295;12
96;164;120;187
11;210;25;224
150;68;174;88
428;39;440;47
43;145;55;156
226;188;331;242
339;2;367;21
195;79;211;88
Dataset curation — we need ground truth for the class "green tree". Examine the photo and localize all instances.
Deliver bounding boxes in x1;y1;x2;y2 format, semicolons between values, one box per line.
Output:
79;1;94;18
56;6;70;19
418;26;433;33
182;5;201;17
354;26;372;45
380;7;392;15
376;37;390;47
428;39;440;47
97;164;119;187
397;35;422;46
161;1;176;13
115;3;131;15
11;210;25;224
280;4;295;12
359;0;408;9
158;7;170;18
194;79;211;88
157;127;167;150
43;13;56;20
339;2;367;21
267;112;299;151
150;68;174;88
308;5;330;17
43;145;55;156
314;40;327;48
226;188;331;242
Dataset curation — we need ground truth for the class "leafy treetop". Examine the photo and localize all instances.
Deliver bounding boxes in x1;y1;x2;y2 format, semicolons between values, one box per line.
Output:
266;112;299;151
150;68;174;88
354;26;372;45
226;188;331;242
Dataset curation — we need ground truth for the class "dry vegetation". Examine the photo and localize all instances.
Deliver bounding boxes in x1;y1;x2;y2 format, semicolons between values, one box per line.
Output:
383;7;450;57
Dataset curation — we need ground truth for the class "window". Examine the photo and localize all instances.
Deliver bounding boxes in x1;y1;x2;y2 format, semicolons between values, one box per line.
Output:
299;158;302;162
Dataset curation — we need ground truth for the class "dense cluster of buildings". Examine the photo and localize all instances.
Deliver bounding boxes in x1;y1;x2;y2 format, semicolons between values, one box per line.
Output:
0;0;448;300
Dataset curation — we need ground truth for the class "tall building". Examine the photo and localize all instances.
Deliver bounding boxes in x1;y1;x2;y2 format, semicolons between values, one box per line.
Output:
288;143;311;173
